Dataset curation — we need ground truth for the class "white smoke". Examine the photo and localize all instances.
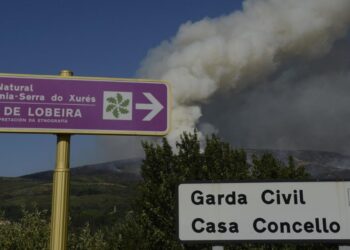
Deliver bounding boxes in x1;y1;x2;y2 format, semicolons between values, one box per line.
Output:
138;0;350;142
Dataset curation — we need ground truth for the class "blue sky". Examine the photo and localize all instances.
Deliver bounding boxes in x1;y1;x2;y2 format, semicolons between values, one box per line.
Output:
0;0;243;176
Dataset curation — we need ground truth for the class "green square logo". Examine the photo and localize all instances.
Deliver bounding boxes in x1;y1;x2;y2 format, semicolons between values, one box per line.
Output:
103;91;132;120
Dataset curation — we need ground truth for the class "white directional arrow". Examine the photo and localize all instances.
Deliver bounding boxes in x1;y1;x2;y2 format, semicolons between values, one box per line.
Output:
136;92;164;121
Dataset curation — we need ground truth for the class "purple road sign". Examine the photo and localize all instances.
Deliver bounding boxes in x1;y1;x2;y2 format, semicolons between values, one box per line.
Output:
0;74;170;135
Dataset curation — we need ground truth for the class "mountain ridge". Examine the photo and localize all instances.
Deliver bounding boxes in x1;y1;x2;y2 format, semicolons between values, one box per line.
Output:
20;149;350;180
1;149;349;228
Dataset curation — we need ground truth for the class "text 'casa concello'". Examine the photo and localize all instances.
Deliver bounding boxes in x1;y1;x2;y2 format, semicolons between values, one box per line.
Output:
188;188;341;235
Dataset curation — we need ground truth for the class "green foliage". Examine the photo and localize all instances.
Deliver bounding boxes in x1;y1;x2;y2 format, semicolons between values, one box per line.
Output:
134;138;181;249
0;176;138;230
0;209;124;250
203;135;249;180
113;211;147;250
68;223;107;250
0;208;49;250
251;154;308;180
117;131;338;250
0;132;337;249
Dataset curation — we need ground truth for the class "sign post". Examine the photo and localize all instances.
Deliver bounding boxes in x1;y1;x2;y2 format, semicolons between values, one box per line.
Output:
50;70;73;250
212;246;224;250
178;181;350;244
0;71;170;250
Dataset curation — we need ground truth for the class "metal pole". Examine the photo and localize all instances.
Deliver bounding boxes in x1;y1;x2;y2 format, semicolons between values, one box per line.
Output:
212;246;224;250
50;70;73;250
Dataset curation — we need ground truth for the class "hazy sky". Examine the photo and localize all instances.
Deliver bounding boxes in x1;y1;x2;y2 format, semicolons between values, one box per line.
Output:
0;0;243;176
1;0;350;177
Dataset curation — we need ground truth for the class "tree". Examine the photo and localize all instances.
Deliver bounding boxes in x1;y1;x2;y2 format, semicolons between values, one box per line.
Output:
251;154;308;180
0;208;49;250
0;208;115;250
0;132;335;249
119;132;333;250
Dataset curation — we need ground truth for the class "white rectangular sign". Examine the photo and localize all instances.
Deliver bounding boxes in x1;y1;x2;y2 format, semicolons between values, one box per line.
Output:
178;181;350;243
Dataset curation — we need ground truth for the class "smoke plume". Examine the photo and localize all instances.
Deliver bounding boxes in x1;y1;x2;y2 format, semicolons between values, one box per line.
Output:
138;0;350;145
